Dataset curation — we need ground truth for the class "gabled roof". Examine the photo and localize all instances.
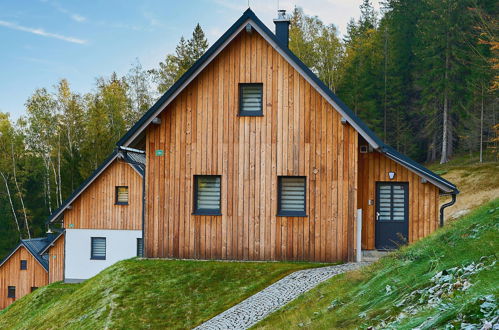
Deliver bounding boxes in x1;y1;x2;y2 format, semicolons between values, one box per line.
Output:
116;9;457;194
0;235;61;271
39;231;65;255
46;149;146;224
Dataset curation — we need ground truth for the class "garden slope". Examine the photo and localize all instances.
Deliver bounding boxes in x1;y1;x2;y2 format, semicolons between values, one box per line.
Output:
255;199;499;329
0;260;322;329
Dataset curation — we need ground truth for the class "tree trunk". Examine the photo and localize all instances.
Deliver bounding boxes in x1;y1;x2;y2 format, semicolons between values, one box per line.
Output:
440;32;450;164
11;142;30;239
383;25;388;143
45;157;52;214
0;172;21;238
479;85;484;163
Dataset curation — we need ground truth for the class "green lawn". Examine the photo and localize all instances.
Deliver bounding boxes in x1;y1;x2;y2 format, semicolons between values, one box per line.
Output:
254;199;499;329
0;259;325;329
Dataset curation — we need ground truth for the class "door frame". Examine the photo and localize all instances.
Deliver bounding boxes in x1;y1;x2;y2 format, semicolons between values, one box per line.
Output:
375;181;409;250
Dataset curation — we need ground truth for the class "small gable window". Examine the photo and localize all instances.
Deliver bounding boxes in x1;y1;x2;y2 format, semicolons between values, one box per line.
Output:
116;186;129;205
20;260;27;270
193;175;221;215
7;286;15;298
278;176;307;217
91;237;106;260
239;83;263;116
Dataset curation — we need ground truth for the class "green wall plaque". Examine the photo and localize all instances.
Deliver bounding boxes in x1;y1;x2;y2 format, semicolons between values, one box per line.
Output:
155;149;164;156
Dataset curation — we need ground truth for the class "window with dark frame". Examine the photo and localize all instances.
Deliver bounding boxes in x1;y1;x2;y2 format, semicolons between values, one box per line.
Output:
31;287;38;292
115;186;129;205
278;176;307;217
20;260;27;270
91;237;106;260
193;175;221;215
137;238;143;257
239;83;263;116
7;286;15;298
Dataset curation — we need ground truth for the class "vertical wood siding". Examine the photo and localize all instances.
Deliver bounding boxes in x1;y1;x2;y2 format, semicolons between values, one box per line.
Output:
0;247;48;309
63;160;143;230
144;30;359;262
358;150;440;249
48;235;65;284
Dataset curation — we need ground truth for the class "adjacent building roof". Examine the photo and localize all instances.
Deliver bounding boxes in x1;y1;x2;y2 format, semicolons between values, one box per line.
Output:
0;234;62;271
114;9;457;194
46;149;145;224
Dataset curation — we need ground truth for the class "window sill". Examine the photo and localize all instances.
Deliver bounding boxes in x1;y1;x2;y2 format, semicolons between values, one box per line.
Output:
192;211;222;216
238;113;264;117
277;212;308;217
115;202;129;206
90;257;106;260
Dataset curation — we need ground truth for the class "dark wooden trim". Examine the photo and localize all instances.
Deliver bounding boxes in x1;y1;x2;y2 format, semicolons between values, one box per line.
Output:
239;83;263;116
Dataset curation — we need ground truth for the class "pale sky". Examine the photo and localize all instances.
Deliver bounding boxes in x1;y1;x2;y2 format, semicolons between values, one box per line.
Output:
0;0;381;119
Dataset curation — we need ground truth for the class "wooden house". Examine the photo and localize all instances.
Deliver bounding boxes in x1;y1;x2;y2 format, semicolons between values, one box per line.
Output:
45;150;145;282
116;9;458;262
0;150;145;308
0;236;56;309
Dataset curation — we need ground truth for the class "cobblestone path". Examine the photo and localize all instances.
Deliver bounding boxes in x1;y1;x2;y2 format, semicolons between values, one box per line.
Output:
195;262;369;330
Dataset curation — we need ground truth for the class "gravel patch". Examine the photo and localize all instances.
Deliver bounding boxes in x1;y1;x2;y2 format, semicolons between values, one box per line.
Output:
195;262;370;330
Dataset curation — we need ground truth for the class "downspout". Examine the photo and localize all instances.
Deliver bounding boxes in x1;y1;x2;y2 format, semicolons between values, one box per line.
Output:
439;193;457;227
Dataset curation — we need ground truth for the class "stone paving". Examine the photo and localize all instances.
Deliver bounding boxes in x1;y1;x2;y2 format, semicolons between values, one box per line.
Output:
195;262;370;330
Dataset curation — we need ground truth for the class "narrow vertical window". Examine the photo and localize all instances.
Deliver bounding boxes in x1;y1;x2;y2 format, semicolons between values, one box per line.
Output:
7;286;15;298
278;176;307;216
137;238;143;257
193;175;222;215
115;186;129;205
91;237;106;260
20;260;27;270
239;83;263;116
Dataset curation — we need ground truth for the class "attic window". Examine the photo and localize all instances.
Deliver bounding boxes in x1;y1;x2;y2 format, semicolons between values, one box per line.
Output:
239;83;263;116
115;186;129;205
20;260;27;270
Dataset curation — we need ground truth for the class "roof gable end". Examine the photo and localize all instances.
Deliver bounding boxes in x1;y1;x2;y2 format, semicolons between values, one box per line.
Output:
116;9;457;194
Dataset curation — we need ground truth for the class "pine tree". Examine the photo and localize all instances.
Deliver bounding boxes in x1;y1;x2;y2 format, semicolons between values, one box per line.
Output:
153;24;209;93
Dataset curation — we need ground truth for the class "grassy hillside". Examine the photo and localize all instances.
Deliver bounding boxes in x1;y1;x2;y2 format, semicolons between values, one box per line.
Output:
254;199;498;329
429;156;499;221
0;260;324;329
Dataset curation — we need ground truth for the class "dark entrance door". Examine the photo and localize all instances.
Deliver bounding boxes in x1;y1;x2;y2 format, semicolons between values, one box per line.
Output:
375;182;409;250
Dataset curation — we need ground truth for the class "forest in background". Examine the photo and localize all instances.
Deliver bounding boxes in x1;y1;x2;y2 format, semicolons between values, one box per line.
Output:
0;0;497;258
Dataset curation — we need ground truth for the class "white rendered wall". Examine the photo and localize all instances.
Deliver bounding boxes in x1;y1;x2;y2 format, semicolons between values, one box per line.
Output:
64;229;142;281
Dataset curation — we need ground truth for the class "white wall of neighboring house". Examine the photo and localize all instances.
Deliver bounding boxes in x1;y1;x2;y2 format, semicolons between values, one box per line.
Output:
64;229;142;282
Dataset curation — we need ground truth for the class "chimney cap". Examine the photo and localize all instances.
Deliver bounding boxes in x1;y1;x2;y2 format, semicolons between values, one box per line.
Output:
274;9;289;22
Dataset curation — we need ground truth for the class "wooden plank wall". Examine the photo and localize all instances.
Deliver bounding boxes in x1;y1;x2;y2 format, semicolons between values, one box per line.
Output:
64;160;142;230
48;235;65;283
0;247;48;309
358;150;440;249
145;30;358;262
